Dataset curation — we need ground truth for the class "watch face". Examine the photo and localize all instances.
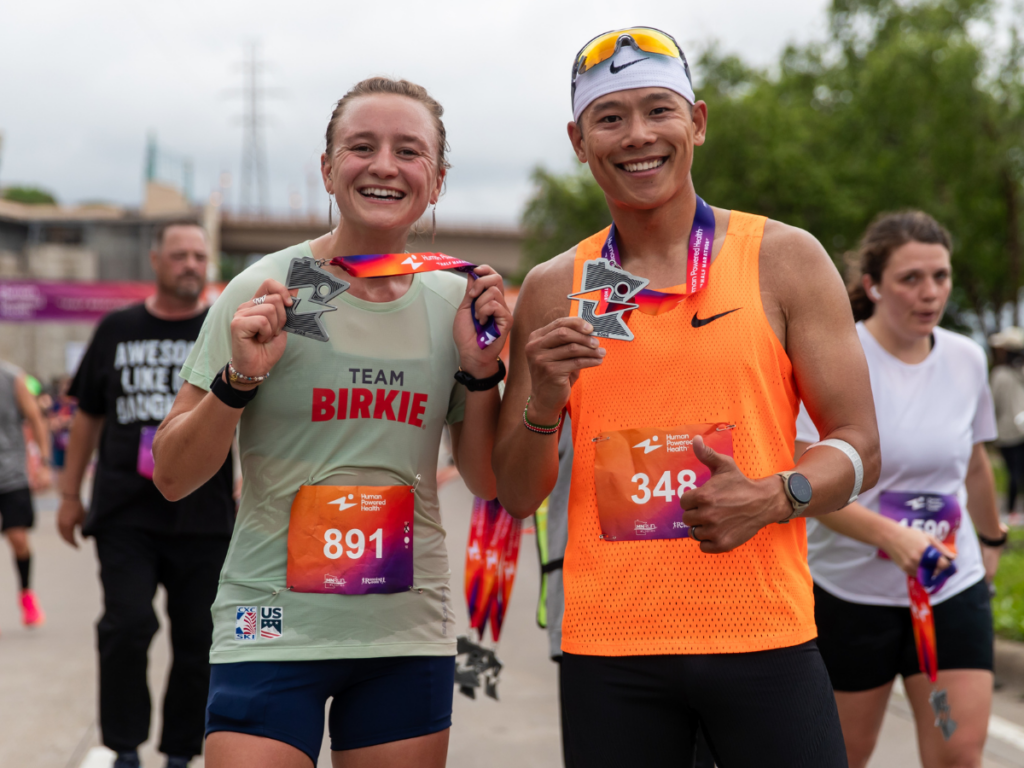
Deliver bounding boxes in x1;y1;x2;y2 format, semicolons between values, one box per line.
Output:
788;473;813;505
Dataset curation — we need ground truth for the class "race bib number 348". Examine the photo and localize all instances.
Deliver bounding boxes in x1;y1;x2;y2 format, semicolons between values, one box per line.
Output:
286;485;414;595
593;423;734;541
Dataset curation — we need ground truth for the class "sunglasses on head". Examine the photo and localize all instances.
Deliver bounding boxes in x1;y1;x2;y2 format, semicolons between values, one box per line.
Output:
572;26;689;82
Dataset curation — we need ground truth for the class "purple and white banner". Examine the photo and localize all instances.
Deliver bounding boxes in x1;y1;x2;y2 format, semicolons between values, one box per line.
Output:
0;281;225;322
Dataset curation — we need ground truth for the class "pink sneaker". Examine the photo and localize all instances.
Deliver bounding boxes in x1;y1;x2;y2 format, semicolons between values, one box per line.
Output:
20;590;44;627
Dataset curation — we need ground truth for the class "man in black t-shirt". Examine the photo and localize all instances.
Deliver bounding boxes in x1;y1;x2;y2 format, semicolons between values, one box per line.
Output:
60;221;234;768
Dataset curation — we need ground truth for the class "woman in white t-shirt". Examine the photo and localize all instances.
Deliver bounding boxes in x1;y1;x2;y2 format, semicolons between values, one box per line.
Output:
796;211;1006;768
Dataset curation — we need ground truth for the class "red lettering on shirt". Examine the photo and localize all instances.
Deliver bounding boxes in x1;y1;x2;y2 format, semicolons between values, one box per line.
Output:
310;387;427;426
351;388;373;419
374;389;398;421
409;392;428;427
312;388;335;421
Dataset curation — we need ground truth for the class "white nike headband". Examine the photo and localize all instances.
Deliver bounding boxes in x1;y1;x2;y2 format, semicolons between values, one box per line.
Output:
572;48;696;123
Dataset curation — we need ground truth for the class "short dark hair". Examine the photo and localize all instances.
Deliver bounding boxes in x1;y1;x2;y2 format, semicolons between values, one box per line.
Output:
151;219;205;252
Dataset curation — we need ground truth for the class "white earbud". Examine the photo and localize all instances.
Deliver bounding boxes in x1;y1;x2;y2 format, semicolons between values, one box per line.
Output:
869;285;882;301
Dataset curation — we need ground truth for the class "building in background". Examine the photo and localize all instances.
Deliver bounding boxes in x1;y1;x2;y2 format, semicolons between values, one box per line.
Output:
0;188;525;384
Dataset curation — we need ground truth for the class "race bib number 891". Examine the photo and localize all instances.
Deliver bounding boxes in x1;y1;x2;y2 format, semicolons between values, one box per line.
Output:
286;485;414;595
593;423;734;541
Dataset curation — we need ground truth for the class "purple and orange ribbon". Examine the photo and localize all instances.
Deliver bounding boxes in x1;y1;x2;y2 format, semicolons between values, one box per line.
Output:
599;195;716;317
464;497;523;643
330;252;501;349
908;575;939;683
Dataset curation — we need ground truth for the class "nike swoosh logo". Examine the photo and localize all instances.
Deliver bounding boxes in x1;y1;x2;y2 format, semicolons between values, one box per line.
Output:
691;308;741;328
610;57;648;74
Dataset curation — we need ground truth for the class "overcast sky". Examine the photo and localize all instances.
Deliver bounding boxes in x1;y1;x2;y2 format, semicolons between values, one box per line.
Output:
0;0;831;225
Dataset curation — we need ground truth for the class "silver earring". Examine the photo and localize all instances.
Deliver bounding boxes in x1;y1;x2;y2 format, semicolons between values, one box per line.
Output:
328;196;333;229
432;204;437;244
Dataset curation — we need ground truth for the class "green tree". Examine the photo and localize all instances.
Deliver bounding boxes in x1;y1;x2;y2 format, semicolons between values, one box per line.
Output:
692;0;1024;332
519;164;611;278
2;186;57;205
519;0;1024;331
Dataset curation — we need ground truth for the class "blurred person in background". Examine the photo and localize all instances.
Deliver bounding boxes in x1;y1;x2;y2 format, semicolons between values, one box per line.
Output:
59;221;235;768
49;376;77;475
988;326;1024;515
0;358;50;631
796;211;1004;768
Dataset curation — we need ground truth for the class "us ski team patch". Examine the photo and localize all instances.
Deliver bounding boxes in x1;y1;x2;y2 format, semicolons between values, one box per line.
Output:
259;607;283;640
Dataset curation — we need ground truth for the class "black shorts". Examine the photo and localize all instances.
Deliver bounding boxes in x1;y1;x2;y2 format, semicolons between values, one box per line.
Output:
206;655;455;763
814;579;994;692
560;640;847;768
0;487;34;531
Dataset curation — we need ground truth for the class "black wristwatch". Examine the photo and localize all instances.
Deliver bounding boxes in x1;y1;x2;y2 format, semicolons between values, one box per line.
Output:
211;366;259;409
776;471;813;523
454;359;506;392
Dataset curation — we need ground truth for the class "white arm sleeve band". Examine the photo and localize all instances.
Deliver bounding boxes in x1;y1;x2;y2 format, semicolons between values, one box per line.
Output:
805;438;863;505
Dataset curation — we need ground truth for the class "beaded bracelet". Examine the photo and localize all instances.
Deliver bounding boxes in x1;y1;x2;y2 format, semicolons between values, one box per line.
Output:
228;359;270;385
522;396;563;435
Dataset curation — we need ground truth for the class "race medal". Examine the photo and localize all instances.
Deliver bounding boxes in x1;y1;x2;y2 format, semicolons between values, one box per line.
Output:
568;195;716;339
286;485;413;595
282;257;350;342
877;492;960;560
136;425;157;480
593;423;734;541
568;260;650;341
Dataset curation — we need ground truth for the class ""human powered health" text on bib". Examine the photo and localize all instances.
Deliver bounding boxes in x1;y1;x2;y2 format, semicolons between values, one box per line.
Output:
877;491;960;560
593;423;734;541
286;485;414;595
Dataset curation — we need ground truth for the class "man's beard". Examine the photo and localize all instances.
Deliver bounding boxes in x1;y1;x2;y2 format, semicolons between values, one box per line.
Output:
170;275;204;300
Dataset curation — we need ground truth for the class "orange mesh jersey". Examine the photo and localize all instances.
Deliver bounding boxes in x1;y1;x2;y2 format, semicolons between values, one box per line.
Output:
563;211;816;656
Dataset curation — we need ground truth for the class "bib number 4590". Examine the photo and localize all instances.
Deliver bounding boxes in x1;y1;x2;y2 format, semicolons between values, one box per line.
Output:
631;470;698;504
323;528;383;560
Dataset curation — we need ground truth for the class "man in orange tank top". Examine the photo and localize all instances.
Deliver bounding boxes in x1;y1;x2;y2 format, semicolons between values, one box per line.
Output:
494;26;881;768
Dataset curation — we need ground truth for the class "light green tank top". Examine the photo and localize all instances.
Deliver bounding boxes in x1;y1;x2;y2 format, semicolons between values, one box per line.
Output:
182;242;466;662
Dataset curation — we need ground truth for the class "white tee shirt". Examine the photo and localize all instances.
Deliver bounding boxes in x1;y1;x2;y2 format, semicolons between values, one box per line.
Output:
796;323;996;606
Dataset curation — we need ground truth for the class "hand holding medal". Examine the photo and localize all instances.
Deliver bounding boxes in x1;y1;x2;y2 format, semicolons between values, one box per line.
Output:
452;265;511;376
229;278;295;387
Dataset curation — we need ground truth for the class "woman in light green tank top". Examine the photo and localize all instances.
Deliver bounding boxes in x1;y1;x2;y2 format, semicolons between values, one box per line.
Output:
152;77;511;768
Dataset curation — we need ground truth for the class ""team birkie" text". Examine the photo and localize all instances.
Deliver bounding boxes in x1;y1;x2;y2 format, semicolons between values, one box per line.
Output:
312;387;428;426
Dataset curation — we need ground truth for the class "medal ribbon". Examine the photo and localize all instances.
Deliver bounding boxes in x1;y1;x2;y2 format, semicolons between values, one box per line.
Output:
599;195;716;316
908;567;959;739
330;253;501;349
907;575;939;683
464;497;523;643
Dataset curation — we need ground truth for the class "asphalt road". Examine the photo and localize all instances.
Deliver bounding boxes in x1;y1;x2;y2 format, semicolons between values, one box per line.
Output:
2;484;1024;768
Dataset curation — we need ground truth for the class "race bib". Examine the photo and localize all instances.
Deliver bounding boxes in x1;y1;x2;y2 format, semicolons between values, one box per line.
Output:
286;485;414;595
878;491;960;559
137;426;157;480
593;423;734;541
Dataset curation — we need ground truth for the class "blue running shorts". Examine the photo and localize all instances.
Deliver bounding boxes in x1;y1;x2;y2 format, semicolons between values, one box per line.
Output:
206;655;455;763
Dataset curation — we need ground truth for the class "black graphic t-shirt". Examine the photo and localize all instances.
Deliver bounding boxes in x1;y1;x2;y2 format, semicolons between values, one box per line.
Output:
70;303;234;536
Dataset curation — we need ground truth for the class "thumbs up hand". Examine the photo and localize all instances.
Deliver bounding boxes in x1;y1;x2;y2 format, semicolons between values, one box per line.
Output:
678;435;792;553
